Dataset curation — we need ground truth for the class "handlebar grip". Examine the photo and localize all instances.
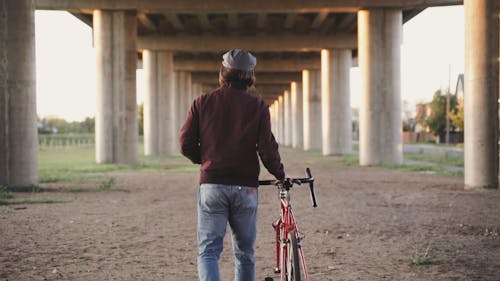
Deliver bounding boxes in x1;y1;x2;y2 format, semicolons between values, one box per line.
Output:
306;168;318;208
309;182;318;208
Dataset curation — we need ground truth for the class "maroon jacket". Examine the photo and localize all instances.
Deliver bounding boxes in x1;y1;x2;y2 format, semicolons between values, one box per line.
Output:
179;86;285;187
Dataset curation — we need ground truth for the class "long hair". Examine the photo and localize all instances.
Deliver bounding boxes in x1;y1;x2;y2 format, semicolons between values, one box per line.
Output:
218;66;255;90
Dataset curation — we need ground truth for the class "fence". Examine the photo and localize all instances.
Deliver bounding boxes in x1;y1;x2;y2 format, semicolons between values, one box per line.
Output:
38;134;95;148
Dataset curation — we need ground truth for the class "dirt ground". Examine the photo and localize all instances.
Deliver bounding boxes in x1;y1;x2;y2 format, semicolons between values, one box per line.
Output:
1;147;499;281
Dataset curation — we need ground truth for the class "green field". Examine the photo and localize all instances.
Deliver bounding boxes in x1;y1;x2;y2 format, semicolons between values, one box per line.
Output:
340;151;463;177
2;139;465;204
39;146;198;184
0;145;198;204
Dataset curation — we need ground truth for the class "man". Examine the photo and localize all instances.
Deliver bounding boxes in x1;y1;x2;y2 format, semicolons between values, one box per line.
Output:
179;49;285;281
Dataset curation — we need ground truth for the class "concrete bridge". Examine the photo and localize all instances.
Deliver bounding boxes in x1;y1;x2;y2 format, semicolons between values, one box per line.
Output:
1;0;498;190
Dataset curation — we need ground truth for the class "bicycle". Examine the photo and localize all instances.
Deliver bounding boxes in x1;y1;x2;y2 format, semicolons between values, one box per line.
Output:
259;168;318;281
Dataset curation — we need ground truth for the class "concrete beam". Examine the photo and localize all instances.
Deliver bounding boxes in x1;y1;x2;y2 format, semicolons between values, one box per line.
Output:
164;13;184;30
138;34;357;52
254;84;290;94
284;13;297;29
174;57;321;72
257;13;267;29
138;12;156;31
311;11;329;28
70;12;92;26
192;72;302;84
228;14;239;29
201;84;290;95
36;0;463;13
198;14;212;31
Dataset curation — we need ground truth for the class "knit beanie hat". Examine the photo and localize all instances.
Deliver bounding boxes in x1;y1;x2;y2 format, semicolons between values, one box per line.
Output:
222;49;257;71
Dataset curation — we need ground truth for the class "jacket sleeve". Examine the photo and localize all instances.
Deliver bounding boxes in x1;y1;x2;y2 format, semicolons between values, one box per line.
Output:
257;103;285;180
179;99;201;164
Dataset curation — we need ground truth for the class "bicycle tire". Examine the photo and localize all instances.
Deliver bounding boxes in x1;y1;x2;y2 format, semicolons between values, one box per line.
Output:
287;231;301;281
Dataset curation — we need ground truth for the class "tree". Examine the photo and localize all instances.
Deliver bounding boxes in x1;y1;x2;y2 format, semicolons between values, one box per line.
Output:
423;89;457;139
450;98;464;132
38;117;95;134
80;117;95;133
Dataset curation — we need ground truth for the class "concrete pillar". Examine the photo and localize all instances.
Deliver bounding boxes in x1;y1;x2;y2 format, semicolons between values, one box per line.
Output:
176;71;192;151
464;0;499;189
192;83;203;99
283;90;292;146
185;72;192;108
143;50;159;156
175;71;183;144
269;102;275;136
272;100;279;137
358;9;403;165
0;0;38;187
94;10;137;164
157;52;177;156
157;51;176;156
278;96;285;144
269;103;273;135
173;72;180;151
302;69;322;151
177;71;192;125
187;82;194;104
321;49;352;155
291;81;303;148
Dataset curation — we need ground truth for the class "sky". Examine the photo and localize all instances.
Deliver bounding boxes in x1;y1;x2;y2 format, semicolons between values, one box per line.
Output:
35;6;464;121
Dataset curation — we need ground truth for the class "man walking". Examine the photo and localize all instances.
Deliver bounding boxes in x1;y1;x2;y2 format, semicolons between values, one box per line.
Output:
180;49;285;281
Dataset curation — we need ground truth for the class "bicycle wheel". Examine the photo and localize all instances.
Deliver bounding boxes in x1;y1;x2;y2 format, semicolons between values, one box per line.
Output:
287;231;301;281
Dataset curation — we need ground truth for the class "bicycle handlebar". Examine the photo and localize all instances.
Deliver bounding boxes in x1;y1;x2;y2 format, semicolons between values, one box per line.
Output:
258;168;318;208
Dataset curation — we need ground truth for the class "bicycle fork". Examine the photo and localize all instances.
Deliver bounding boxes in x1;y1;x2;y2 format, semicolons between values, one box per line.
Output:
272;214;310;281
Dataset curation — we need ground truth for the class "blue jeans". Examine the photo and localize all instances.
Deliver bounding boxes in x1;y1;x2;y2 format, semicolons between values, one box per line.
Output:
197;183;258;281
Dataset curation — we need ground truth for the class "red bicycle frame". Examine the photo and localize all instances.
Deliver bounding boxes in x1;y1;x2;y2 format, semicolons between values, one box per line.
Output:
260;168;317;281
274;188;310;281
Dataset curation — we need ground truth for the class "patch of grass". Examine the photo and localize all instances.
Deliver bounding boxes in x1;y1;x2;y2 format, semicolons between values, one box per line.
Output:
339;154;359;166
0;186;14;200
66;187;88;193
0;186;67;205
0;198;68;206
379;163;462;176
379;163;434;172
36;146;206;195
98;177;115;190
39;147;129;183
39;147;198;186
65;177;116;193
405;152;464;167
411;245;436;266
335;153;462;177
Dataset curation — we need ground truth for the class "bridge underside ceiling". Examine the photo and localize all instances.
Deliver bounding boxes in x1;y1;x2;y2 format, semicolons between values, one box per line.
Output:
36;0;462;100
